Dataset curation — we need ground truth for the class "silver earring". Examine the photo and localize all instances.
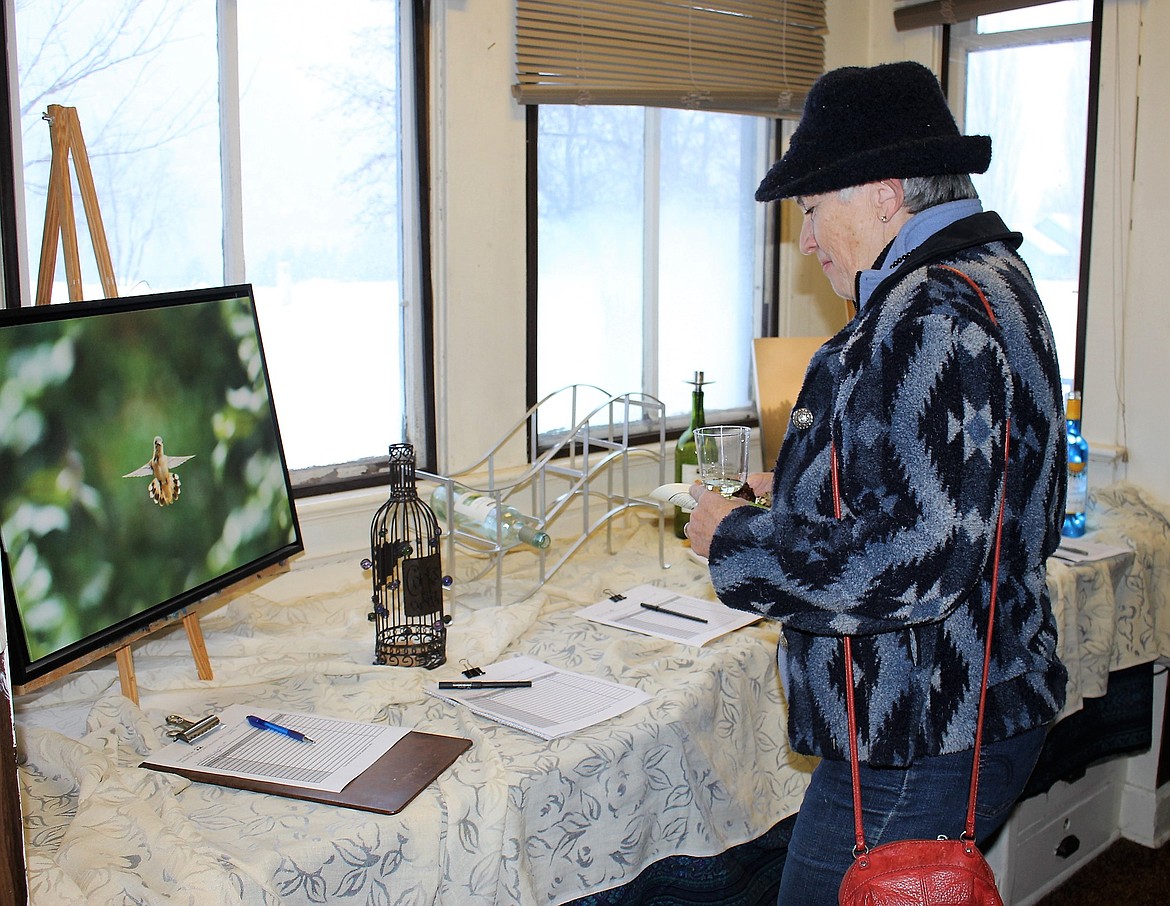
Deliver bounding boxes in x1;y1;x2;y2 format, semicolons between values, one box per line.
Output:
879;214;889;223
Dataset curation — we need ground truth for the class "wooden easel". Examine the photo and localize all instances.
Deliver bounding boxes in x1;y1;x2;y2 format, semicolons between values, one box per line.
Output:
34;105;213;703
36;105;118;305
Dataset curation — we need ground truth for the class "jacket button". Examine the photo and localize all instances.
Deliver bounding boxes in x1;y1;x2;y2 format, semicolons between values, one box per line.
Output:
791;407;814;430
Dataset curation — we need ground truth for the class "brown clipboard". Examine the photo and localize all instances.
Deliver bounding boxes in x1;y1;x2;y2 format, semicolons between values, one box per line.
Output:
142;730;472;815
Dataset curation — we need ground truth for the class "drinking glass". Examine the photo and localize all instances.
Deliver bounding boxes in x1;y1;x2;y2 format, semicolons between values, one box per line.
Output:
694;425;751;497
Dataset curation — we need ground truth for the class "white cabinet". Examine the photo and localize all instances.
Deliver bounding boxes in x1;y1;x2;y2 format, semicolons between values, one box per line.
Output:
985;757;1125;904
1119;661;1170;848
986;659;1169;904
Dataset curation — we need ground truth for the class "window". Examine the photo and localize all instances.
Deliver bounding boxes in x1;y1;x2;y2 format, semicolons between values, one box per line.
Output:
533;104;771;434
5;0;423;485
948;0;1096;392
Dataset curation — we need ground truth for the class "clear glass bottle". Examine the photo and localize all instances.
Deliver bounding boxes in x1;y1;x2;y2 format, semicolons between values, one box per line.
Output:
431;483;551;550
1062;391;1089;538
674;371;706;539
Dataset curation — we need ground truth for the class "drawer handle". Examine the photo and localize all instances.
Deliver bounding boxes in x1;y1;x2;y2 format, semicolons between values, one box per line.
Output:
1055;834;1081;859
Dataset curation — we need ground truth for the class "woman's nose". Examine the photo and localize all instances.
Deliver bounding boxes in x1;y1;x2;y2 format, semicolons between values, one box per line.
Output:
798;216;817;255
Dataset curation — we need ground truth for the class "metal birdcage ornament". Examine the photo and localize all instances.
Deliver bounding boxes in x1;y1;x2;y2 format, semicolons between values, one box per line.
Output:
361;443;450;668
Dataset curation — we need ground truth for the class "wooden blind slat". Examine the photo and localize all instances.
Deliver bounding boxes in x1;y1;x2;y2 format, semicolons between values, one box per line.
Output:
514;0;826;117
894;0;1066;31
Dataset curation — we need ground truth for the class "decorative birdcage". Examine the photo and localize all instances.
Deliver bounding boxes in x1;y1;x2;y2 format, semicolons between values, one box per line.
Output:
361;443;449;668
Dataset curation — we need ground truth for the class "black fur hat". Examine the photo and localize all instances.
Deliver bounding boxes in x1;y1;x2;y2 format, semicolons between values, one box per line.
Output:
755;61;991;202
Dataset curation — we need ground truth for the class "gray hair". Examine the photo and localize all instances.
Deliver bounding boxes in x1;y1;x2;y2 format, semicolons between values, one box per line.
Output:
901;173;979;212
836;174;979;213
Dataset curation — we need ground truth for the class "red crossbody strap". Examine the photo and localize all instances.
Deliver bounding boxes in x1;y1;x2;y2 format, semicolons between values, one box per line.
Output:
833;442;870;855
839;264;1012;854
966;422;1010;839
939;262;1007;839
839;438;1008;854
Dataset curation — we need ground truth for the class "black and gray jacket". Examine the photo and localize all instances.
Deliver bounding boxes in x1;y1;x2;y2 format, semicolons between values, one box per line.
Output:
709;212;1068;767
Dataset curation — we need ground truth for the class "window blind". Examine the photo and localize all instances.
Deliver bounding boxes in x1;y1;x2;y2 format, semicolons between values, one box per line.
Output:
894;0;1065;31
513;1;826;118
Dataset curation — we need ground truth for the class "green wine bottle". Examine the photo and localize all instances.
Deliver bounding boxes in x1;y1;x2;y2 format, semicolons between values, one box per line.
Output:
674;371;707;539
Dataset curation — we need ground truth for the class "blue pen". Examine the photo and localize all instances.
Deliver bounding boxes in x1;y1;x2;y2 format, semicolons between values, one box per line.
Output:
247;714;315;744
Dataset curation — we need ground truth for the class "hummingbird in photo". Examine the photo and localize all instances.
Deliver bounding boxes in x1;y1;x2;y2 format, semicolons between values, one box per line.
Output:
123;436;195;506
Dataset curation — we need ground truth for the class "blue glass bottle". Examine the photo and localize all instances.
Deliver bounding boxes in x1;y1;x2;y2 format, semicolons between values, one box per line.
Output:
1062;392;1088;538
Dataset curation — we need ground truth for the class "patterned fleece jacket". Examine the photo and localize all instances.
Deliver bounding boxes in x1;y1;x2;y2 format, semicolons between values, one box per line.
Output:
709;211;1068;767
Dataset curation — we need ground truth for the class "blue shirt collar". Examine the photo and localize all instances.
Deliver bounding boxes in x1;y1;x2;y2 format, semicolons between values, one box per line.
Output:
856;198;984;310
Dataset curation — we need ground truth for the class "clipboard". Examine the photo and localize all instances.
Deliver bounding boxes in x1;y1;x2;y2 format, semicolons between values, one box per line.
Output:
143;729;472;815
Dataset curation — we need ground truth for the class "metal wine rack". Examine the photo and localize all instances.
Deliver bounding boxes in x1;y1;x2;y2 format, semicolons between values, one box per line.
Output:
417;385;669;607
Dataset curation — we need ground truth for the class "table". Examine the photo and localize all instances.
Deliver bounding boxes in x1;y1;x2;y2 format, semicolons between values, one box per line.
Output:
1047;481;1170;715
14;481;1170;905
14;513;810;905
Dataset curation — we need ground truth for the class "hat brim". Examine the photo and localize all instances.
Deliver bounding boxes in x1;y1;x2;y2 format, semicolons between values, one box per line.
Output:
756;133;992;202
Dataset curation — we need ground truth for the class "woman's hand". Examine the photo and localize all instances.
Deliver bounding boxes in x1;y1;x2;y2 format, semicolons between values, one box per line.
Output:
746;471;773;498
685;483;753;558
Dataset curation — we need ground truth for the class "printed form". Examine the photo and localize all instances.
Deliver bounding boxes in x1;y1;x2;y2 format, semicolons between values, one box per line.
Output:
426;655;651;740
576;583;761;646
142;704;410;792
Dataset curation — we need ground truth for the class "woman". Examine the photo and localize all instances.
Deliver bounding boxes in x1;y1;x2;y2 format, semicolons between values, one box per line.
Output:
685;61;1068;904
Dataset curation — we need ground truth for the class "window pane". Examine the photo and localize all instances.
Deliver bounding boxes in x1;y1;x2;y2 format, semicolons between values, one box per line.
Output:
658;109;758;416
16;1;221;294
964;40;1089;388
13;0;408;475
537;105;763;430
536;105;644;428
978;0;1093;33
237;0;401;470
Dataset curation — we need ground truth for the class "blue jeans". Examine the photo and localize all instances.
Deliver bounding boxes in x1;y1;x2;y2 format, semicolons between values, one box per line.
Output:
776;726;1047;906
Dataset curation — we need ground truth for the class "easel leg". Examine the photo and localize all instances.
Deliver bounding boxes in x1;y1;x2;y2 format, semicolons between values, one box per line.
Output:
183;614;214;681
35;104;120;304
115;646;139;704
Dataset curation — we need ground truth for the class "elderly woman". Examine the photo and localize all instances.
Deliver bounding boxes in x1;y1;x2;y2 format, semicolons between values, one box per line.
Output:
685;61;1068;903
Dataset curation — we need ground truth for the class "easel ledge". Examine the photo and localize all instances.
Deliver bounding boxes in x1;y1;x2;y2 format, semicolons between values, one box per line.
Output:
13;561;292;702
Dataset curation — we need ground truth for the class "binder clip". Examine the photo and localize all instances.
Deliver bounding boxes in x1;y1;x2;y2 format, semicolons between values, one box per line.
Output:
460;659;485;678
166;713;221;744
604;589;626;601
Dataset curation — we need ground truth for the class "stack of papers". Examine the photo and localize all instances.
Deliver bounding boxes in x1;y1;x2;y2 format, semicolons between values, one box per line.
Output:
575;584;761;646
1051;538;1133;564
143;704;410;793
427;655;651;740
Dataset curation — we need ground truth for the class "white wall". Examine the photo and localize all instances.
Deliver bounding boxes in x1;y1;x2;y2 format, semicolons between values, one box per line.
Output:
432;0;1170;505
430;1;529;473
1101;0;1170;503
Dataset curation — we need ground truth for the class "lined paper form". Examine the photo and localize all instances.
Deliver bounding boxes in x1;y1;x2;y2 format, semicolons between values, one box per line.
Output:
1051;538;1133;564
576;584;761;646
143;704;410;793
426;655;651;740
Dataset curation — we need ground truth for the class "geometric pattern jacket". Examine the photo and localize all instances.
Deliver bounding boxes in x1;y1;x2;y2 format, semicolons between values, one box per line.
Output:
708;212;1069;767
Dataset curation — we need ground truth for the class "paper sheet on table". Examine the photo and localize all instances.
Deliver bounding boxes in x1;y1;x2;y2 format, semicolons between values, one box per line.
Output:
426;655;651;740
576;583;761;646
141;704;410;793
1051;538;1133;564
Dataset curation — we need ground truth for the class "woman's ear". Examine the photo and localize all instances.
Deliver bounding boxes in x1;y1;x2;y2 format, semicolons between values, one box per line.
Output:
875;179;906;221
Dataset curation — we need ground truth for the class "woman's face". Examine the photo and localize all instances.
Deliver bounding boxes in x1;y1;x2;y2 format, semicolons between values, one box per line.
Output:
796;187;887;301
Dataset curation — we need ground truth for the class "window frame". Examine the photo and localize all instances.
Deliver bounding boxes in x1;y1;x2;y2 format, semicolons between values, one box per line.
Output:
944;0;1102;394
0;0;435;495
524;103;778;451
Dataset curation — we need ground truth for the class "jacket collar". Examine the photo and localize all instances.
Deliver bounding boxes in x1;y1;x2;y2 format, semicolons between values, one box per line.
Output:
856;207;1023;310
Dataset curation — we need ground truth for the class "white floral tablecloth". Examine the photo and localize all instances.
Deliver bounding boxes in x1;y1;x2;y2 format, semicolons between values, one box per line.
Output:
14;481;1170;904
1047;482;1170;716
14;513;812;905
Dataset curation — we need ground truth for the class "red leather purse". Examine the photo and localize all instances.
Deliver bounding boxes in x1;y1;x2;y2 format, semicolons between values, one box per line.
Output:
833;269;1010;905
